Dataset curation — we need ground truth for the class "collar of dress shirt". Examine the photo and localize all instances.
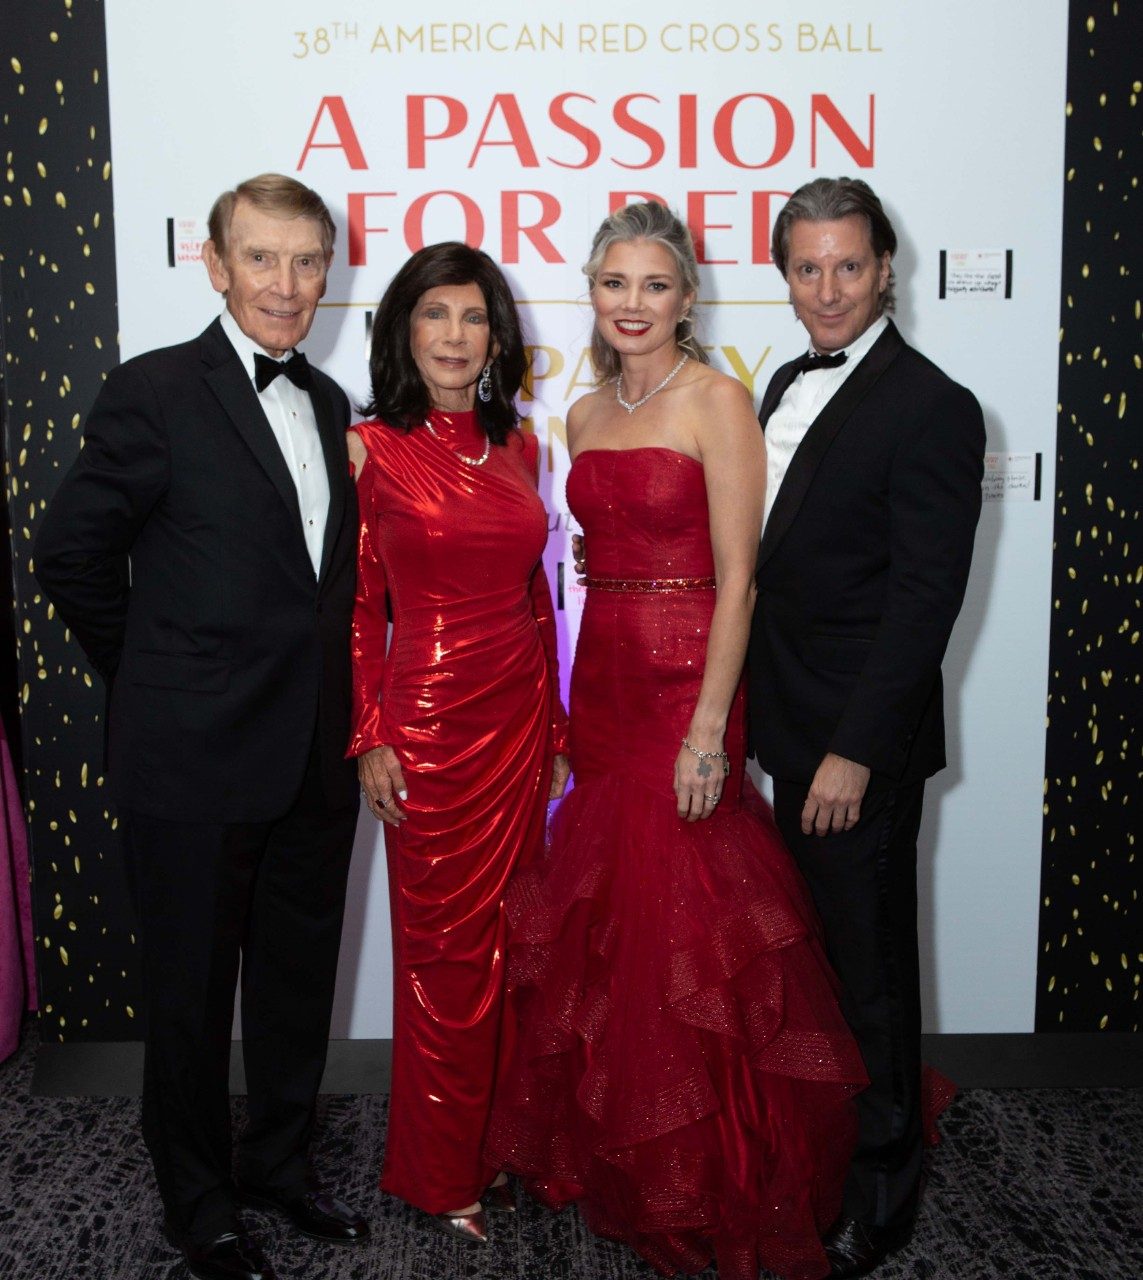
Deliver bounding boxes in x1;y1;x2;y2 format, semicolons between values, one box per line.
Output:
219;308;302;386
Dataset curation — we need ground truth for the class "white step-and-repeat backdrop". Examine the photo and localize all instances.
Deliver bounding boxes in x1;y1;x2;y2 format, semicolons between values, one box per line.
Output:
104;1;1067;1035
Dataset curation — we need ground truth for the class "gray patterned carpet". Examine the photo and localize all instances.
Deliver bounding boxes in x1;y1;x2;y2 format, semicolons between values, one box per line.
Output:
1;1025;1140;1280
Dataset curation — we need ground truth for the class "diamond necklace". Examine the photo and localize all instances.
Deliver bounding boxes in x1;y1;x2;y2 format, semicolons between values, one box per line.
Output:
424;415;491;466
616;353;689;414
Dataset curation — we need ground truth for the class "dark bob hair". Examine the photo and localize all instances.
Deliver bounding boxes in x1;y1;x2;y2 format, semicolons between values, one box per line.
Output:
361;242;526;445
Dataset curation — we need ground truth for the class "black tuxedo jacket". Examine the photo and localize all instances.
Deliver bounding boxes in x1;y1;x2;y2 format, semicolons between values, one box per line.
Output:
749;321;985;789
35;318;359;821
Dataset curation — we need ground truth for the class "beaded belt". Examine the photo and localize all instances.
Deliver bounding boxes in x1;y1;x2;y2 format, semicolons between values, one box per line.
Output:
584;575;716;593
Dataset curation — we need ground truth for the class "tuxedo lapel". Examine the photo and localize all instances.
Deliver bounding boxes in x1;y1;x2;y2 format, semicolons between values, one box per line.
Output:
311;377;347;587
199;320;305;533
757;357;802;428
757;322;904;571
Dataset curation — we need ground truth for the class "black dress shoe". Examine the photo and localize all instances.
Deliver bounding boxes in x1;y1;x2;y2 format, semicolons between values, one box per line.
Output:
821;1216;909;1278
166;1229;277;1280
234;1184;370;1245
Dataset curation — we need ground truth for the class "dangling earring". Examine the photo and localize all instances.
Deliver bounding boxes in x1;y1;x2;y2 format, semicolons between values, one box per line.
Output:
677;312;695;356
477;363;493;403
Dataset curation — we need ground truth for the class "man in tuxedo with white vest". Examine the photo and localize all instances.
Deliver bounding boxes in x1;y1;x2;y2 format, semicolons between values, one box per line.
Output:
749;177;984;1277
36;174;369;1280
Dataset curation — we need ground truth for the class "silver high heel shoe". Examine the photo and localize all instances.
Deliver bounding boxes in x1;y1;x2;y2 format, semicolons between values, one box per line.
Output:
431;1207;488;1243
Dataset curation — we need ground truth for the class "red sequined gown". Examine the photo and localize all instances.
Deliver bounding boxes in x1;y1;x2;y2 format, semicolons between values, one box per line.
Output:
486;448;868;1280
348;411;567;1215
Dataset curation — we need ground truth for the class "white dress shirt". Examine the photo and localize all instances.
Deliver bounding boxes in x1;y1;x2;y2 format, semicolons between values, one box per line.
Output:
762;315;889;533
220;309;330;576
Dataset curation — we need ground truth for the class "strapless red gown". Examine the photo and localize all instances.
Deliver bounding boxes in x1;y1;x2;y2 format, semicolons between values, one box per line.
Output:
486;448;868;1280
349;412;567;1215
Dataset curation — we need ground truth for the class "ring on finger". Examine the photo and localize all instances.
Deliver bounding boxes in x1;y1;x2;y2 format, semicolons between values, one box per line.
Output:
703;793;720;805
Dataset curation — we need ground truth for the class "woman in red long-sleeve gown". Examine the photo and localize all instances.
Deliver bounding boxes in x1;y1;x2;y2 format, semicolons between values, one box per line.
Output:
486;204;869;1280
347;243;568;1243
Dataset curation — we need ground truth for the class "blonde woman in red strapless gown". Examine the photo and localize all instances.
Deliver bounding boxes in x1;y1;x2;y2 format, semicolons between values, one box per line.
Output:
348;243;568;1244
485;204;867;1280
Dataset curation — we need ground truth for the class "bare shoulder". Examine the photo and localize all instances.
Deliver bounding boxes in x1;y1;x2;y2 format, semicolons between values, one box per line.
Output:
684;363;756;416
566;385;610;445
680;367;761;457
568;385;611;425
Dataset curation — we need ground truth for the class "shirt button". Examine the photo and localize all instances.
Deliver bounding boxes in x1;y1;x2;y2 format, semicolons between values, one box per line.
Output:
308;519;314;526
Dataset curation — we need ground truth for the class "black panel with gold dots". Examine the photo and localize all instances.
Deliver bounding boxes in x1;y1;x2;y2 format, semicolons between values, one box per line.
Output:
1036;1;1141;1033
2;0;136;1041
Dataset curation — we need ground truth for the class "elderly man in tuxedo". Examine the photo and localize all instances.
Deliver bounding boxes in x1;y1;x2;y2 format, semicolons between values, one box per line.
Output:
36;174;368;1280
749;177;984;1277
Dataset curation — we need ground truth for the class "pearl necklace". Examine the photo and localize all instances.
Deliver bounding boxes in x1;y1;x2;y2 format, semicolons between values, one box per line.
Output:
616;353;689;414
424;415;491;466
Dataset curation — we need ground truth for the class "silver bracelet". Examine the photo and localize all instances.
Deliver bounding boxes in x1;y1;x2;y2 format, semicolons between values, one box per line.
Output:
681;737;731;778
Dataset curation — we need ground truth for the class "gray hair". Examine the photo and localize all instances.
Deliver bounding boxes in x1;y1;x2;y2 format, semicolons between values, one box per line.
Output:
208;173;337;259
771;177;898;312
583;201;710;382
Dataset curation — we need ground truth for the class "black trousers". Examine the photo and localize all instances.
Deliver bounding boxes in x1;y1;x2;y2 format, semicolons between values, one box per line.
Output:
119;741;358;1245
773;778;926;1234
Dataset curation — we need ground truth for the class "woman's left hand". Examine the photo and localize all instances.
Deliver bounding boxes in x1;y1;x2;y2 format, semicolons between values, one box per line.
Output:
674;736;726;823
550;753;571;799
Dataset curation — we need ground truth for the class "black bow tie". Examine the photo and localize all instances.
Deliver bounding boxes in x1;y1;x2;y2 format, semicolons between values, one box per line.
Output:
254;351;312;393
790;350;847;374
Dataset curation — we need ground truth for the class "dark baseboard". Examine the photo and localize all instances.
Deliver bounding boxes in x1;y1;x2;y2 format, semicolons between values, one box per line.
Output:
31;1038;394;1098
918;1032;1142;1088
30;1033;1142;1098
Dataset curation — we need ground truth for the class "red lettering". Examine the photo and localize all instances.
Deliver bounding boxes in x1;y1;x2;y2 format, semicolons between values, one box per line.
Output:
468;94;540;168
403;190;485;251
612;95;665;170
678;95;698;169
713;94;794;169
297;96;368;170
406;96;467;169
501;191;564;264
751;190;791;264
346;192;396;267
687;191;737;264
811;94;875;167
547;94;601;169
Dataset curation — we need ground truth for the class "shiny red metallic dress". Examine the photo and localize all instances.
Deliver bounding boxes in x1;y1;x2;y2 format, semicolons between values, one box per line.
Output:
348;411;567;1215
486;448;868;1280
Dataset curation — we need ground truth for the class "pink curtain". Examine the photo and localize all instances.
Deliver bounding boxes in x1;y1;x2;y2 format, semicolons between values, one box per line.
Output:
0;725;35;1063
